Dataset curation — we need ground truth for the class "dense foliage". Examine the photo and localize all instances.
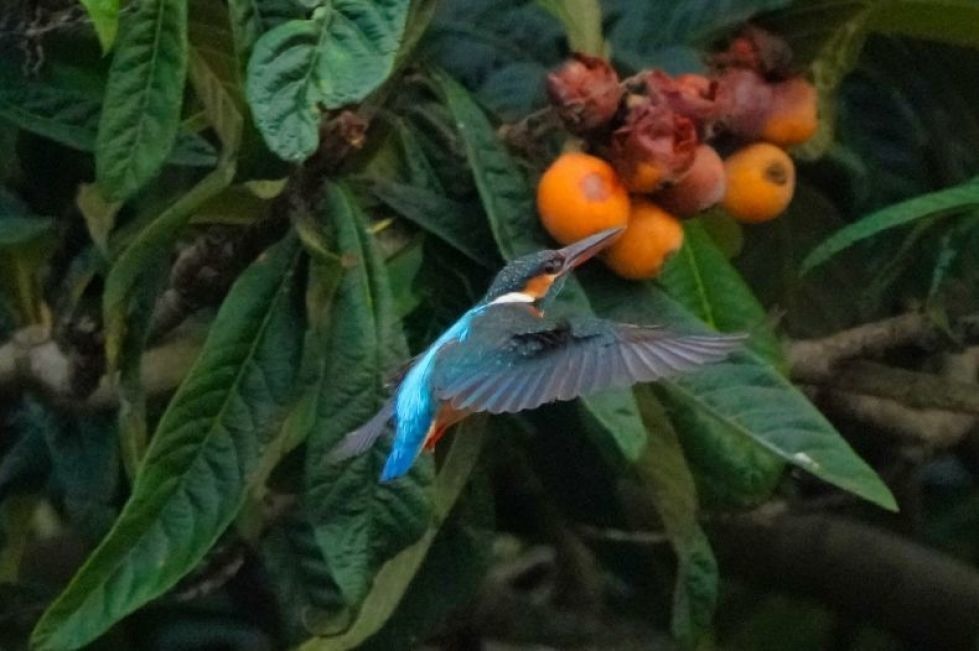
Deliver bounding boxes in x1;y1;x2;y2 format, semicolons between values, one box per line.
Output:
1;0;979;649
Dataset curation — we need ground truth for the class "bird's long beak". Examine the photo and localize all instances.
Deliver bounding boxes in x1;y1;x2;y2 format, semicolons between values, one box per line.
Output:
557;226;625;273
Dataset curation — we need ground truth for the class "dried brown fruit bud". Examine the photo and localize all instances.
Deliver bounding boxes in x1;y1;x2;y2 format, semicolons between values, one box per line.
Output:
713;67;773;139
610;100;698;193
710;25;793;79
644;70;727;135
547;54;624;133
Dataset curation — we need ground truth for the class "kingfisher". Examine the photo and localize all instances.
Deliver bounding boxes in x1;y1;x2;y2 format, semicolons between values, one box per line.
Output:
329;226;743;481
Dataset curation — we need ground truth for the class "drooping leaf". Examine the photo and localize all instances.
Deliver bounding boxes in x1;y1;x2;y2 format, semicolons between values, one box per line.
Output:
0;66;216;167
369;180;496;267
586;276;897;511
299;423;486;651
188;0;247;152
76;183;121;254
634;388;717;647
303;183;431;608
246;0;412;162
868;0;979;50
32;235;305;651
606;0;793;69
78;0;120;52
0;207;56;325
227;0;305;60
660;219;785;369
260;508;345;644
802;178;979;274
361;472;494;650
537;0;605;56
430;68;542;258
102;163;235;476
95;0;189;200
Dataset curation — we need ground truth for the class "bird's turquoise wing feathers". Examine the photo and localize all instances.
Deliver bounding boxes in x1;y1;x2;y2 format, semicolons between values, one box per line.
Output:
432;305;744;414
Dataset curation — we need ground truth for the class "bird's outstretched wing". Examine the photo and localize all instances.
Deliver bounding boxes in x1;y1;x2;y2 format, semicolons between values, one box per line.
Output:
326;400;394;463
433;306;743;414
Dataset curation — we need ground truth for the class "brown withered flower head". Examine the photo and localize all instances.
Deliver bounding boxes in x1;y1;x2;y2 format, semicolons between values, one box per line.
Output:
644;70;728;135
610;99;698;193
710;25;794;79
547;54;624;134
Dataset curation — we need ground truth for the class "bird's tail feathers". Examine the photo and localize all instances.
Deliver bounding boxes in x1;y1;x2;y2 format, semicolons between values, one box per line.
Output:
326;401;394;463
379;440;423;482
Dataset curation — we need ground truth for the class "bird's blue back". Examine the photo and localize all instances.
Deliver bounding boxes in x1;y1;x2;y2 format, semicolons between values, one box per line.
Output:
380;309;477;481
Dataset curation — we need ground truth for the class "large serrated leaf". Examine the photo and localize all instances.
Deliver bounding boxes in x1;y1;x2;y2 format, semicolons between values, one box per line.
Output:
260;508;345;644
361;471;493;650
369;180;496;268
246;0;411;162
586;276;897;511
103;163;235;476
431;68;543;259
802;178;979;274
96;0;189;200
32;236;305;651
634;388;717;647
228;0;306;60
303;183;431;608
189;0;246;152
299;423;486;651
661;219;785;369
0;66;216;167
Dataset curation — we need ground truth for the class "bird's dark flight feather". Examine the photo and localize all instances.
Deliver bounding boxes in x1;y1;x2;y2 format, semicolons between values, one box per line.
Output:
433;306;743;414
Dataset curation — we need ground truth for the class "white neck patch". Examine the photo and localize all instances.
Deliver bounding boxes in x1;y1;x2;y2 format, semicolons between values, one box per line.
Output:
490;291;535;306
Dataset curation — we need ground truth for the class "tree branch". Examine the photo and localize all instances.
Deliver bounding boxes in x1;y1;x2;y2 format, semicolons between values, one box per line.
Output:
789;311;979;383
712;513;979;649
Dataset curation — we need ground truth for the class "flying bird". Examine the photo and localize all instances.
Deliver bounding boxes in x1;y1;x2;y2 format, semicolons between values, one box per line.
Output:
329;226;743;481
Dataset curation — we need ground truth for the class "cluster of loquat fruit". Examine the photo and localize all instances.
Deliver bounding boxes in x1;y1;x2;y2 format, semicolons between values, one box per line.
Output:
536;26;818;279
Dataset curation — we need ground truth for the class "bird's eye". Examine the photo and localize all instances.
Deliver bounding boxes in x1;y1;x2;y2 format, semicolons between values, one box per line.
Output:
543;258;563;274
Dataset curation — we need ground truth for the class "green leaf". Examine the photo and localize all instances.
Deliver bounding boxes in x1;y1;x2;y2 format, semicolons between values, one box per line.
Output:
32;235;305;651
0;70;101;152
228;0;305;60
588;278;897;511
801;178;979;274
303;183;431;608
361;473;493;650
634;388;717;647
299;423;486;651
537;0;605;55
0;209;56;325
869;0;979;49
660;219;785;369
260;508;345;643
246;0;411;162
189;0;247;152
430;68;543;259
96;0;189;200
432;67;649;463
102;163;235;477
79;0;120;52
0;67;216;167
369;180;496;267
76;183;121;254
